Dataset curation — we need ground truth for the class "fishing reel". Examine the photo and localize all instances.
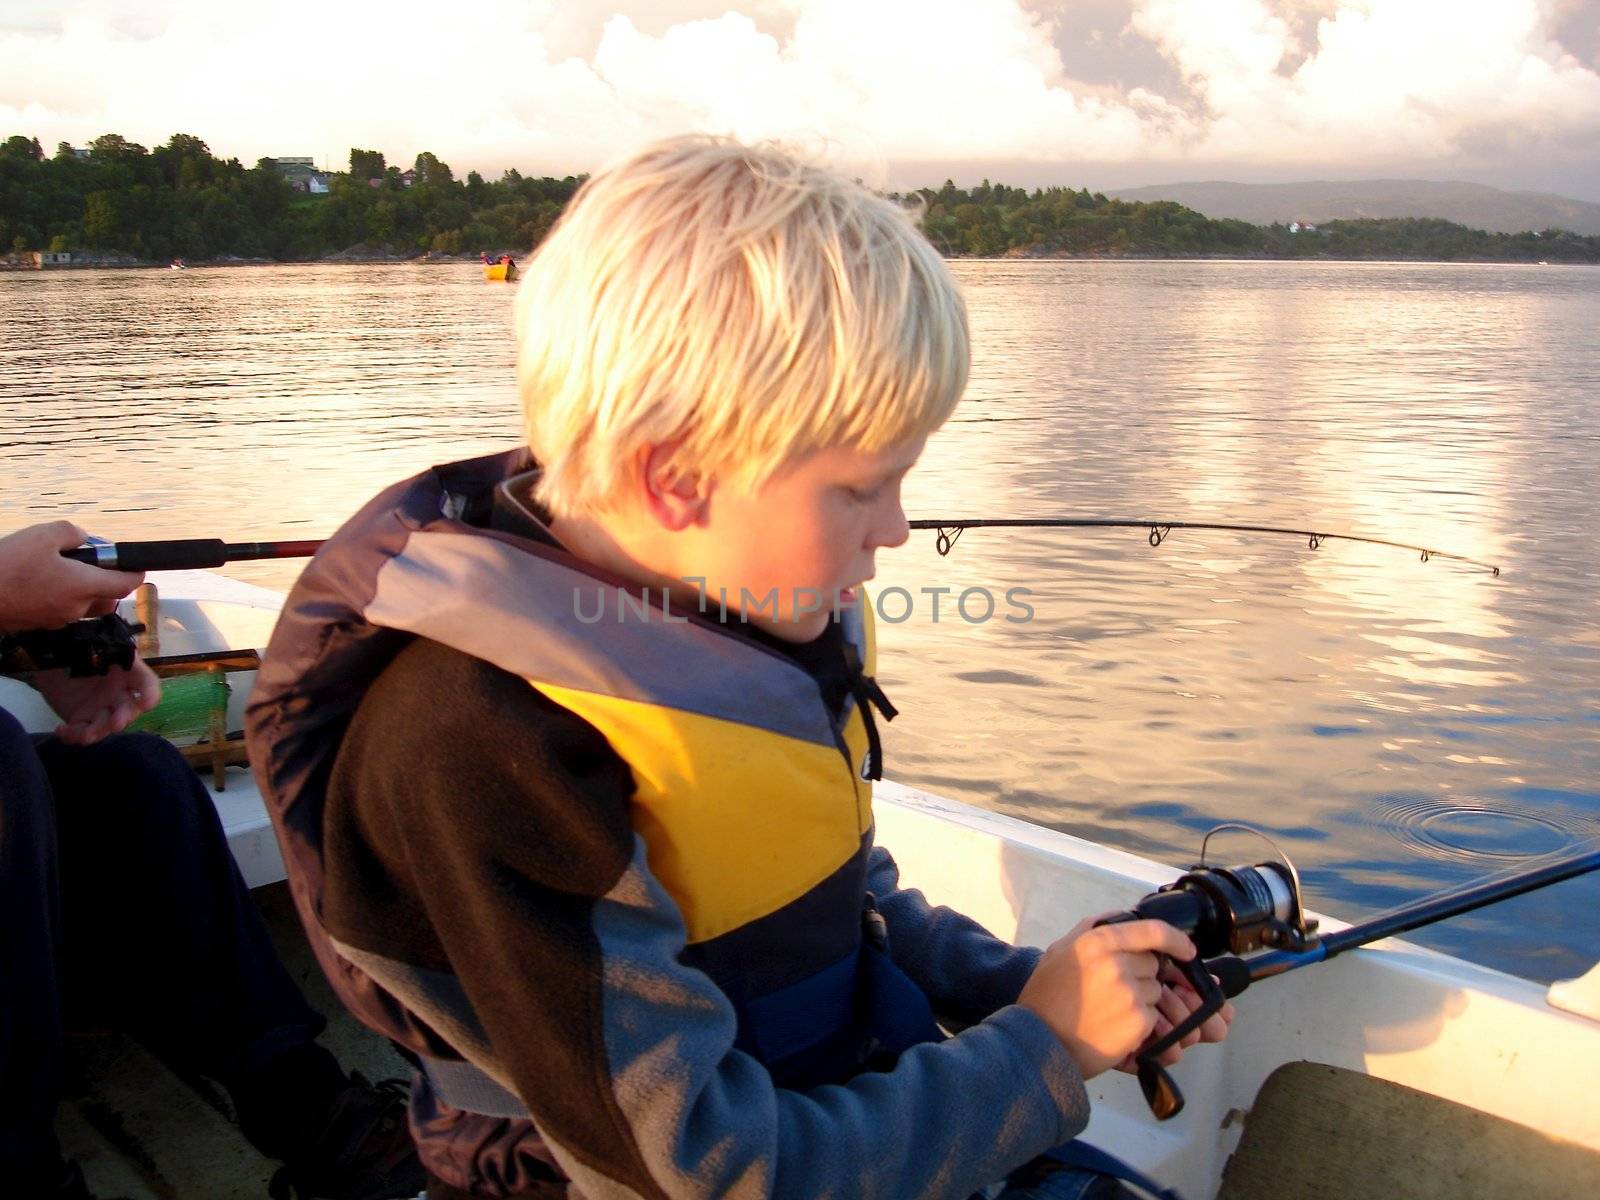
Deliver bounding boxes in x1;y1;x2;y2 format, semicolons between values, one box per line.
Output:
0;613;143;677
1100;824;1318;1121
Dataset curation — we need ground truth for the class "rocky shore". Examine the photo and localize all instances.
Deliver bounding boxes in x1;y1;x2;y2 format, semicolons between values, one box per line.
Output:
0;245;530;270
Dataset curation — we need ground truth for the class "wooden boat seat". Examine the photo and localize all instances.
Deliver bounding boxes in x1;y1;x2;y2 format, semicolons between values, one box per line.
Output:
1218;1060;1600;1198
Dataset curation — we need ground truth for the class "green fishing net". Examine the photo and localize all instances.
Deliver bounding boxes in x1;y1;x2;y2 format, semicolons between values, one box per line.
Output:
128;669;230;741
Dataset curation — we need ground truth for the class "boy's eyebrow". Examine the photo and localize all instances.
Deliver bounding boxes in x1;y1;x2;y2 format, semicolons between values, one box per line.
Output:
873;459;919;483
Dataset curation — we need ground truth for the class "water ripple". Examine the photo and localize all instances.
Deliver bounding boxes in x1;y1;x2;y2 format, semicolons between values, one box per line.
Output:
1362;795;1595;862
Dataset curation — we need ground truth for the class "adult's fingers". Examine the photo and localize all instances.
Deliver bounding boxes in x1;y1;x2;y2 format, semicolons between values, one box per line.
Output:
42;520;89;549
132;674;161;714
40;522;141;599
62;558;145;601
56;706;115;746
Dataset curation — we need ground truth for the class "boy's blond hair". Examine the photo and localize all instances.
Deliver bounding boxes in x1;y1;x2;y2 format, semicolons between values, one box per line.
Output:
514;136;969;517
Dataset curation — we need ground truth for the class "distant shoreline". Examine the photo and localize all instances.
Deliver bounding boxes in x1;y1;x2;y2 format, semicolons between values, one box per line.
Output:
3;249;1589;272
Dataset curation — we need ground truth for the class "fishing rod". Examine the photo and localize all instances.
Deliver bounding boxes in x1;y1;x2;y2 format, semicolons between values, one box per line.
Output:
63;539;324;572
909;519;1501;575
1216;841;1600;986
63;519;1503;575
29;516;1499;672
1108;828;1600;1120
0;539;326;674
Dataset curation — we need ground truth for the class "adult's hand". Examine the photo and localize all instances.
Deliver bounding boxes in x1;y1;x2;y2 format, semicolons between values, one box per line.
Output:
0;521;145;633
31;657;161;745
1018;914;1198;1079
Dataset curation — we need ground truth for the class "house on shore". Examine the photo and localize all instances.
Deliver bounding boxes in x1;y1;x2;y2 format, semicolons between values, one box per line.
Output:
273;156;331;194
0;250;70;269
1;249;143;269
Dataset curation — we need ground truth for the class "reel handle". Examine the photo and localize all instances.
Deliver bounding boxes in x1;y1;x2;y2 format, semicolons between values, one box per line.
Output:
1133;951;1227;1121
1092;910;1227;1121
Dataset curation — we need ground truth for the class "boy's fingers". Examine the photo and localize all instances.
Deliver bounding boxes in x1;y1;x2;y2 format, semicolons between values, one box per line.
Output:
1127;951;1162;981
1064;909;1126;939
1198;1000;1235;1043
1145;1018;1180;1066
1098;918;1197;961
1158;960;1196;988
1157;987;1203;1049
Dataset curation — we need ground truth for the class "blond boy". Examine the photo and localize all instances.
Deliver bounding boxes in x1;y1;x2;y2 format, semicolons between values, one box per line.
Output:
247;137;1225;1200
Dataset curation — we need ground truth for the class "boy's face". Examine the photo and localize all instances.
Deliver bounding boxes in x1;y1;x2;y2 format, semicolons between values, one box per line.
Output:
692;434;926;642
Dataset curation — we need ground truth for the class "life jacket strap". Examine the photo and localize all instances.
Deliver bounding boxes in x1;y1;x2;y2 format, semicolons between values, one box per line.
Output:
842;643;897;781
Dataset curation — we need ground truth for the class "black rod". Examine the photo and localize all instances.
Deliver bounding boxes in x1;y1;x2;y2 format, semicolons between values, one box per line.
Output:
53;520;1502;576
1317;844;1600;963
1232;843;1600;986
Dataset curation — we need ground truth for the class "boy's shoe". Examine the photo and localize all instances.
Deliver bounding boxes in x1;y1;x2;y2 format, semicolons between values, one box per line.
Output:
266;1074;425;1200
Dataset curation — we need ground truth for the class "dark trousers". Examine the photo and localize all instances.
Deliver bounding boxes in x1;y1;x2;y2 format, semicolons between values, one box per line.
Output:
0;707;325;1179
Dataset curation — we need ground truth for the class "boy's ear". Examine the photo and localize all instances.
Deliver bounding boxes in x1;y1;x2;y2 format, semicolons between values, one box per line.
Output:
638;443;713;531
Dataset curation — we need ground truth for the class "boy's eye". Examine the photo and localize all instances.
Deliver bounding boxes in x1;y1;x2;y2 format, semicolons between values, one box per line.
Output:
846;485;882;503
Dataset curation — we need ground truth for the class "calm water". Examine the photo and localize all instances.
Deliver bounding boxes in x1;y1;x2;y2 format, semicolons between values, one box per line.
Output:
2;261;1596;983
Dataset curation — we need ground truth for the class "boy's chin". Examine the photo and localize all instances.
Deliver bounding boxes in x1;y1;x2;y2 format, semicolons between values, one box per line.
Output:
751;612;833;643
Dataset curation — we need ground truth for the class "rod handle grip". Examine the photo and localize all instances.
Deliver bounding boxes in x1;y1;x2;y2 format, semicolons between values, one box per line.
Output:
63;539;229;572
1206;955;1253;998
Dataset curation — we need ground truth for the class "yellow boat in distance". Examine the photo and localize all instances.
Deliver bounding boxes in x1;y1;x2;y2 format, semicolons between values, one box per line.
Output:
484;262;517;282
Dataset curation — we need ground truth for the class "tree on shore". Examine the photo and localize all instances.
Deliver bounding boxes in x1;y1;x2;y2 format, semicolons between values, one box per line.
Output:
2;130;1596;264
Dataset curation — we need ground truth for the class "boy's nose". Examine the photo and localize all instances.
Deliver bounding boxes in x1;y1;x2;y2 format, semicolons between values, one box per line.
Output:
874;498;911;549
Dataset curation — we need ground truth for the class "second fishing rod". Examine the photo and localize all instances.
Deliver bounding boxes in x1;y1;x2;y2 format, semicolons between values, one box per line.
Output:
60;516;1503;575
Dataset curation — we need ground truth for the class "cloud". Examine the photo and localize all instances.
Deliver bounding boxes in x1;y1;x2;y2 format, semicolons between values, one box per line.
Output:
1130;0;1600;163
0;0;1596;191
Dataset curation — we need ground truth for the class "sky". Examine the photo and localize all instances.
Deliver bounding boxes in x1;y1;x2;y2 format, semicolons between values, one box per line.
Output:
2;0;1598;200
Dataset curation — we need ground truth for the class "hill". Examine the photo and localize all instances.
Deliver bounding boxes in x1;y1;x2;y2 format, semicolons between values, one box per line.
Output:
6;133;1598;264
1104;179;1600;236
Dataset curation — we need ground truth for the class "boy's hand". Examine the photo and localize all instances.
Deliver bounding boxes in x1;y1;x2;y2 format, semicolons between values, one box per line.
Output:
1113;961;1235;1074
0;521;145;633
1018;915;1197;1079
